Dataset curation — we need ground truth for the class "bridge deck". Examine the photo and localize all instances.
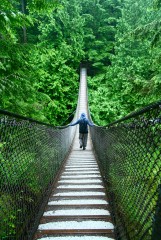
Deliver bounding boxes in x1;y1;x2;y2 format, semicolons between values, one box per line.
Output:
33;69;115;240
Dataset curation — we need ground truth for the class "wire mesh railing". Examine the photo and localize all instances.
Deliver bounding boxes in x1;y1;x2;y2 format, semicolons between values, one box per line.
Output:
0;109;76;240
90;101;161;240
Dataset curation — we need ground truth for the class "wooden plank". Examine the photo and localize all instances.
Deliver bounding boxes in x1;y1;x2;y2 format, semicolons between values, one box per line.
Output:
35;229;115;237
40;215;113;223
49;196;107;200
53;188;106;191
45;204;110;211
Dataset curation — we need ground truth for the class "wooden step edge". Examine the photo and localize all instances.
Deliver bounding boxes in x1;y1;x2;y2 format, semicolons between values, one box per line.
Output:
62;173;101;175
65;164;98;166
57;181;103;183
54;188;105;191
60;177;102;180
62;171;100;176
63;162;97;164
61;173;101;176
49;196;107;200
63;170;100;172
53;188;106;192
57;184;104;187
64;169;99;171
40;215;113;223
34;229;115;238
57;180;103;182
46;204;110;210
60;174;101;176
65;166;98;168
67;158;96;160
46;204;109;207
35;229;115;234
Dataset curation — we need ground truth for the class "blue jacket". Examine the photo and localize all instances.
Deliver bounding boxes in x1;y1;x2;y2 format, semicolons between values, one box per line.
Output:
70;113;94;133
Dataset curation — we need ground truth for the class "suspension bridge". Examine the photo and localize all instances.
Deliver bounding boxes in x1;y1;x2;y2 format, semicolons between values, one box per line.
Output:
34;68;115;240
0;68;161;240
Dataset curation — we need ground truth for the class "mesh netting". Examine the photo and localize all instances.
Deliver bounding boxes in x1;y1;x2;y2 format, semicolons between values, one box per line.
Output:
0;110;75;239
90;101;161;240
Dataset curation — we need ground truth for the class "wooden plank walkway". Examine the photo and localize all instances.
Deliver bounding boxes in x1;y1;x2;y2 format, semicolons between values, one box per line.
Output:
33;69;115;240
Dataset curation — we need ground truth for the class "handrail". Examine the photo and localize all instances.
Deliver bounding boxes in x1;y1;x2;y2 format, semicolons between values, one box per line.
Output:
0;109;75;129
106;100;161;127
0;109;56;127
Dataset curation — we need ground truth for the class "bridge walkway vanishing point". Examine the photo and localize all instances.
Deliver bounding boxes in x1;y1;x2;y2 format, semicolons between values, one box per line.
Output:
33;68;115;240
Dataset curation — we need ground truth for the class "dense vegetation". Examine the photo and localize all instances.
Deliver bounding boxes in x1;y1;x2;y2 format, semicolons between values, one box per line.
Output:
0;1;161;238
87;0;161;125
0;0;161;125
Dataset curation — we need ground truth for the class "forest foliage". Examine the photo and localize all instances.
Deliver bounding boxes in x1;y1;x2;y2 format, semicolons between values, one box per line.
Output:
0;0;161;125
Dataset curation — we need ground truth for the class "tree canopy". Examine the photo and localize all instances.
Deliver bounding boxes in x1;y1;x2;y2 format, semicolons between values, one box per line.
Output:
0;0;161;125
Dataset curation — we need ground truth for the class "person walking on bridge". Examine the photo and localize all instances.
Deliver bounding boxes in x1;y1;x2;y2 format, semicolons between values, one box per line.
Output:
69;113;94;150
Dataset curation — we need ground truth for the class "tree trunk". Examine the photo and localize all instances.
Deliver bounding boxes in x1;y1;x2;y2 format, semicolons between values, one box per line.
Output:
21;0;27;43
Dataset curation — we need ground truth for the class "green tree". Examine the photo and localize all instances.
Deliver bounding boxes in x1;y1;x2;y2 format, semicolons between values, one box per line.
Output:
89;0;161;125
0;0;61;122
29;0;85;124
81;0;121;75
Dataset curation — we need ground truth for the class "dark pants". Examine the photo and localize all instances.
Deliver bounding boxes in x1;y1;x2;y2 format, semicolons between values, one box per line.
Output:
79;133;88;148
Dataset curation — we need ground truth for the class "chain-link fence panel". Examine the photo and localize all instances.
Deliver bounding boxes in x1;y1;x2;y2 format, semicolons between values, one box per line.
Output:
0;110;76;240
90;101;161;240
